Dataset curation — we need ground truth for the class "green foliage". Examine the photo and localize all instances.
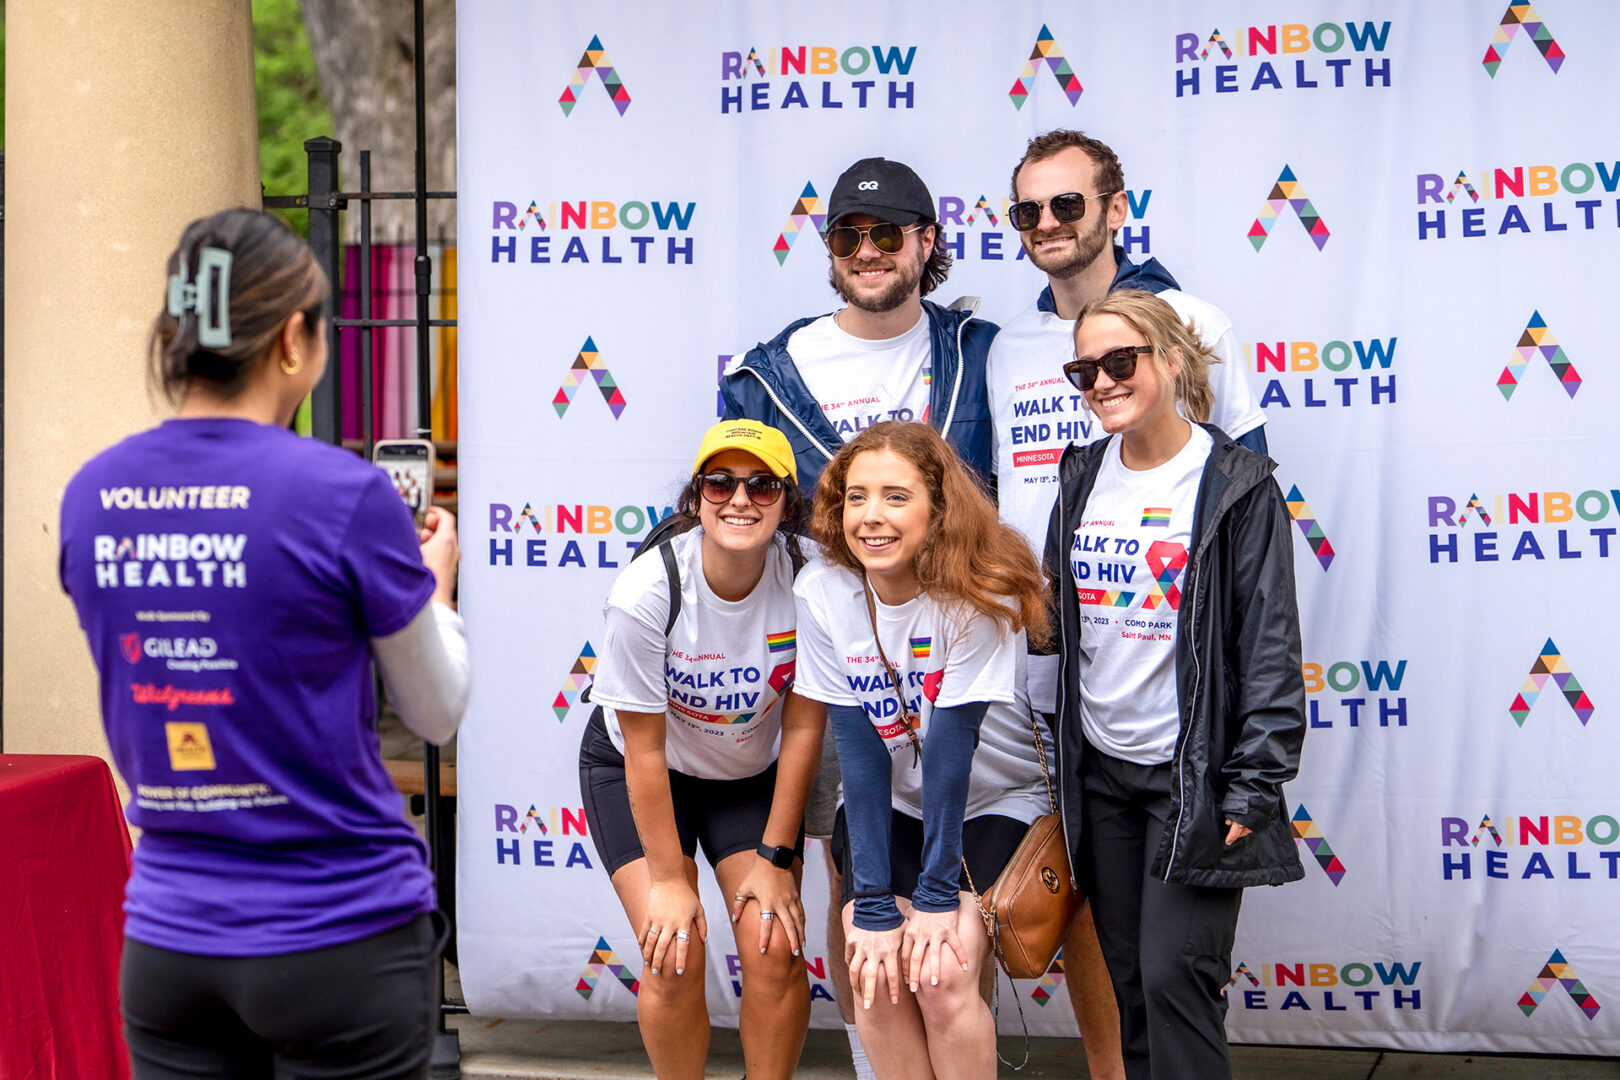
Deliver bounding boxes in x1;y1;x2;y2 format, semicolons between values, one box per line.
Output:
254;0;331;237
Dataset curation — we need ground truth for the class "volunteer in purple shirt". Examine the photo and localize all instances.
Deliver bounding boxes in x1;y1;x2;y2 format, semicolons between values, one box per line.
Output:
58;208;471;1080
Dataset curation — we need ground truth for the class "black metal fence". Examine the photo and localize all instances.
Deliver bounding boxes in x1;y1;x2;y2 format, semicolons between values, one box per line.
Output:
262;2;465;1074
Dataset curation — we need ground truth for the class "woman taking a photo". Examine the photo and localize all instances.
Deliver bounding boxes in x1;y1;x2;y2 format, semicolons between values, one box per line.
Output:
59;208;469;1078
1045;289;1306;1080
579;419;822;1080
793;421;1051;1080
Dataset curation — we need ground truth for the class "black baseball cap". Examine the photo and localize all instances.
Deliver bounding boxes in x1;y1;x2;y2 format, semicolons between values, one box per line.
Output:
826;157;936;228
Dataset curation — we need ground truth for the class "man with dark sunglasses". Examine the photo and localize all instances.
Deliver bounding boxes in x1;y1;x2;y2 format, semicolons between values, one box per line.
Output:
985;130;1268;1080
721;156;997;499
720;156;998;1080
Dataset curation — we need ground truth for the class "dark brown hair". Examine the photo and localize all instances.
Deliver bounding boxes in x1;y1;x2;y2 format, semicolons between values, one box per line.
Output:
810;422;1050;647
149;208;329;402
917;222;952;297
1008;129;1126;203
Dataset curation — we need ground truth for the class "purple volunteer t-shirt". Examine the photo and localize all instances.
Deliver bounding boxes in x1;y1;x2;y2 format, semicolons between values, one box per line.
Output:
59;417;437;956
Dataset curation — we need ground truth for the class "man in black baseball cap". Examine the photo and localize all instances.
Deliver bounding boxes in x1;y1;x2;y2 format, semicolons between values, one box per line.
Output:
720;156;995;493
719;155;1000;1080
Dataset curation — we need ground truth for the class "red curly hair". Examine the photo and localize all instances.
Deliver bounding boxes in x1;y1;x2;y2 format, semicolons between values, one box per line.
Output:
810;422;1051;648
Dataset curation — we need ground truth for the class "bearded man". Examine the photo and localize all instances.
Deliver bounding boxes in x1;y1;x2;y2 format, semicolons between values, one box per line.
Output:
722;157;996;497
721;157;997;1080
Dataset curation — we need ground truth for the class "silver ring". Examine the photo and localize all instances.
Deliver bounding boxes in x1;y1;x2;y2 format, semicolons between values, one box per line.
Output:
733;894;745;903
760;910;775;920
675;930;690;942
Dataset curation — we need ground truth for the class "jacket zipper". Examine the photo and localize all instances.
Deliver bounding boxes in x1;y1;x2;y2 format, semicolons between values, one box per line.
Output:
938;312;970;437
1055;467;1076;889
735;364;835;461
1164;554;1201;881
1161;454;1264;881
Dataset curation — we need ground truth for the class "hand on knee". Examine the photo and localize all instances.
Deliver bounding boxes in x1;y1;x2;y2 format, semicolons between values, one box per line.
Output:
739;925;807;992
912;960;984;1024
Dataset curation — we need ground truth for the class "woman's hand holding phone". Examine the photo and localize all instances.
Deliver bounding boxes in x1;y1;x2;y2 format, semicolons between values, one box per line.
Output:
419;507;460;607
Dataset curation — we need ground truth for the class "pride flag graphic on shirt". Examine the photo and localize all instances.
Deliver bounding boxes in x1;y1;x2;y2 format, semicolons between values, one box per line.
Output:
767;630;796;653
1141;507;1172;527
910;637;932;659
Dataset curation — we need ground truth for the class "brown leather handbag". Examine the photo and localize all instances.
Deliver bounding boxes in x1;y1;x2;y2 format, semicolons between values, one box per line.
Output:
860;579;1082;981
961;712;1083;980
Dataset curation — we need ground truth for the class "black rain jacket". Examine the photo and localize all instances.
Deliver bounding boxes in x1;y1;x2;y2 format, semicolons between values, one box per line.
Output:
1043;425;1307;888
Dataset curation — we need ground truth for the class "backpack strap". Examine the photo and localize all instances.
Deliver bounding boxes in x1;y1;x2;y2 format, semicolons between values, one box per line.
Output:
659;541;682;637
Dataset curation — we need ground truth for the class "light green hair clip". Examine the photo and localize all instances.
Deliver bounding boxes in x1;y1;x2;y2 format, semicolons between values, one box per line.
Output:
167;246;234;349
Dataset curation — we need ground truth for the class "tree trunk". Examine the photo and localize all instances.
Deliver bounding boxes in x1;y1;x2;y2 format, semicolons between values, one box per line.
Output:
299;0;456;243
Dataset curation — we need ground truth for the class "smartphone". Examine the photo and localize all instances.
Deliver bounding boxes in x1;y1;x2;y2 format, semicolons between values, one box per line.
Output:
374;439;436;531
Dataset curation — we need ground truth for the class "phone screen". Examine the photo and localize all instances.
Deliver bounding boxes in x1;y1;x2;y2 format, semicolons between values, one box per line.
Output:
374;441;434;531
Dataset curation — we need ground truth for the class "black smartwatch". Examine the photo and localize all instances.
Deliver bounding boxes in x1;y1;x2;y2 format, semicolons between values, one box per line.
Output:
756;842;796;869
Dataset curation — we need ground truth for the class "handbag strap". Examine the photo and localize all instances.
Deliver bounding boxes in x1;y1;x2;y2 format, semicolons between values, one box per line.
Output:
1027;705;1059;816
862;577;922;768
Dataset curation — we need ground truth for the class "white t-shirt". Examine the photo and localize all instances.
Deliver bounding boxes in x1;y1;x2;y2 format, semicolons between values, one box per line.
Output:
1070;425;1212;765
792;558;1050;824
987;287;1264;711
590;528;798;780
789;311;932;438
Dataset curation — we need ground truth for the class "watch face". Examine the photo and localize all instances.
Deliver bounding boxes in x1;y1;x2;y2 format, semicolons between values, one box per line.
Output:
760;843;795;868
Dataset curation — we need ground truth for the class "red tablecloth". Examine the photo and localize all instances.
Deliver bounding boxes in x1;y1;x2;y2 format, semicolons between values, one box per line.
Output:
0;754;133;1080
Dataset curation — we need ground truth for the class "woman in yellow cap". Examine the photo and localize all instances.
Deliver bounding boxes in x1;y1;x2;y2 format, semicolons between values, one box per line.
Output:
578;420;824;1080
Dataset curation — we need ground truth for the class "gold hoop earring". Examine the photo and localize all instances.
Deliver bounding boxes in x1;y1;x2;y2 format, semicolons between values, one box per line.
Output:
281;350;303;375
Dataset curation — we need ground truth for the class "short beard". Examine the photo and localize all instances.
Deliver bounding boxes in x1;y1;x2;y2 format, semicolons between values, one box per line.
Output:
1021;213;1110;281
829;251;924;314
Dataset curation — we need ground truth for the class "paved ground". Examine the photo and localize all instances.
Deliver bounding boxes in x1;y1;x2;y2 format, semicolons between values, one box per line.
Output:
409;737;1616;1079
445;1014;1620;1079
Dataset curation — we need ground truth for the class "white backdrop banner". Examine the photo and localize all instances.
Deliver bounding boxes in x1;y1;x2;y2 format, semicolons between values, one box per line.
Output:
455;0;1620;1054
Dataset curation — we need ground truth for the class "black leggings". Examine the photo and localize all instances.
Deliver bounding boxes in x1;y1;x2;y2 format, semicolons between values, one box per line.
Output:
121;912;444;1080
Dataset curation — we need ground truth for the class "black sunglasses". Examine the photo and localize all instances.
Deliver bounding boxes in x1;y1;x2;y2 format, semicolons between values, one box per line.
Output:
1063;346;1154;392
1007;190;1119;233
825;222;924;260
698;472;786;506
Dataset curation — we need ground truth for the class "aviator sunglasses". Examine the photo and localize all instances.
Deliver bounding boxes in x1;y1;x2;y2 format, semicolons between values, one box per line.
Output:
698;472;786;506
824;222;925;260
1006;190;1119;233
1063;345;1155;392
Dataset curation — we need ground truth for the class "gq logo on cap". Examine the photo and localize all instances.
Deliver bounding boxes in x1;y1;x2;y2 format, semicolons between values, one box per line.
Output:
826;157;936;227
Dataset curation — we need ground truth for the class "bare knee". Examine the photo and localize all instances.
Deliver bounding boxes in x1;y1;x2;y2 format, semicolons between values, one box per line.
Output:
913;960;984;1025
639;967;708;1013
739;929;806;996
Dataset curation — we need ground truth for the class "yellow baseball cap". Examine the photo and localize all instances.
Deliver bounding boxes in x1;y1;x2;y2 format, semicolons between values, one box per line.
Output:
692;420;797;482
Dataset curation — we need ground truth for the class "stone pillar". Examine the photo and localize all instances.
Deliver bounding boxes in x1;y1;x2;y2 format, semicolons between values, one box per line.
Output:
4;3;261;759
